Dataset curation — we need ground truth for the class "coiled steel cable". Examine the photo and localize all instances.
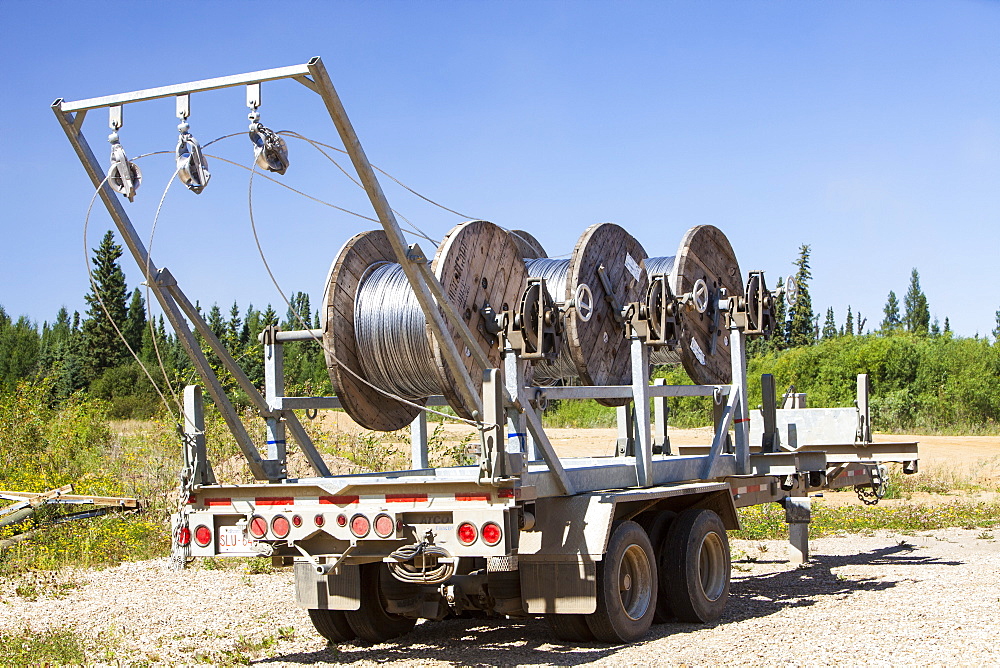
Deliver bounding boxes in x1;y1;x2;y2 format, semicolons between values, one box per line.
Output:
643;255;683;366
354;262;442;399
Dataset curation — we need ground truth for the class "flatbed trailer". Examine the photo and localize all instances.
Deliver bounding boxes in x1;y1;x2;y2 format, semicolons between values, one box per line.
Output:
54;59;919;644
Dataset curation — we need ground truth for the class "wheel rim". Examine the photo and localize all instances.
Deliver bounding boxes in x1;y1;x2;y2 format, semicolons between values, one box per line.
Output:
697;532;727;602
618;543;653;621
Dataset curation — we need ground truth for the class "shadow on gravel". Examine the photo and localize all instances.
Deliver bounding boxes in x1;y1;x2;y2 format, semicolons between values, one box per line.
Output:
256;543;963;666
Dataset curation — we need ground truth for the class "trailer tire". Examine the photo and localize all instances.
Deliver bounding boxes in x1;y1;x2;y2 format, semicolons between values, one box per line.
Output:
644;510;677;623
662;508;730;623
586;520;656;643
308;609;357;644
546;613;595;642
345;563;417;642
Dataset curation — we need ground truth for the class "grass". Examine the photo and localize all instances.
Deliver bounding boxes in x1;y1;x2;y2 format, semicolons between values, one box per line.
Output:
0;627;90;664
733;499;1000;540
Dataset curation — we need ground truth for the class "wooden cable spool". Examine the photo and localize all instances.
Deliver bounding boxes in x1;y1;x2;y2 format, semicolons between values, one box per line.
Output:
564;223;649;407
667;224;743;385
322;222;527;430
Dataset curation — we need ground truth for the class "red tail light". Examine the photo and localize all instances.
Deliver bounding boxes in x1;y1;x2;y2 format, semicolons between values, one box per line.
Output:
271;515;291;539
350;514;370;538
374;514;394;538
291;514;303;528
314;514;326;527
194;525;212;547
481;522;502;546
248;516;268;539
336;514;347;527
457;522;477;545
177;527;191;546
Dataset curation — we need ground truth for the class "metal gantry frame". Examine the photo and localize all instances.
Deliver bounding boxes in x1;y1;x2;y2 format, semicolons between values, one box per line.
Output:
54;57;492;483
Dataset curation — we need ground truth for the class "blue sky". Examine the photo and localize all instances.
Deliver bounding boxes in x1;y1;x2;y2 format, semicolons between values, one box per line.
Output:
2;1;998;337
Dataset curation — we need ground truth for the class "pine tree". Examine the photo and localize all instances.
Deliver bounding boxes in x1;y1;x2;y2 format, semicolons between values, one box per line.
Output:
903;268;930;336
845;306;854;337
82;231;130;380
0;313;40;390
785;245;814;348
930;317;941;337
856;311;866;335
124;288;146;353
993;309;1000;342
881;291;901;333
944;317;951;334
207;304;226;339
822;307;837;339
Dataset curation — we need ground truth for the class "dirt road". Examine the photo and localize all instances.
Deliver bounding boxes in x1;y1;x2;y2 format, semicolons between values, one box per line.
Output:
2;528;996;665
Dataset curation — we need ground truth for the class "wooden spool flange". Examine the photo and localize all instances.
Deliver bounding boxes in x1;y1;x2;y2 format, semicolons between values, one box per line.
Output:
565;222;649;406
511;229;547;260
322;230;424;431
430;221;529;419
671;224;743;385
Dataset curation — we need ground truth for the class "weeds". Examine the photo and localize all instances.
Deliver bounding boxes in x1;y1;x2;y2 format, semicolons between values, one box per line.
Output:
0;626;89;664
734;500;1000;540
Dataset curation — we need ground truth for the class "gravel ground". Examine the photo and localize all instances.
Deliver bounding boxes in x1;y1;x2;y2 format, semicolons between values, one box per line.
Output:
1;528;998;666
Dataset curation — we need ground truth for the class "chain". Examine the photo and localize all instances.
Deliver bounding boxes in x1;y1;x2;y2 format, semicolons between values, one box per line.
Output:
856;464;887;505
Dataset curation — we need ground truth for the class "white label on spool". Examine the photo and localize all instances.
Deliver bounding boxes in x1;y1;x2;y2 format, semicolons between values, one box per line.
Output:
690;338;707;365
625;253;641;282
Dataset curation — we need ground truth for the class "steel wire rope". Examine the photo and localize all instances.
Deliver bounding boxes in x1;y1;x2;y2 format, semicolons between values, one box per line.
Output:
244;158;482;428
642;255;682;366
82;171;182;423
272;131;440;245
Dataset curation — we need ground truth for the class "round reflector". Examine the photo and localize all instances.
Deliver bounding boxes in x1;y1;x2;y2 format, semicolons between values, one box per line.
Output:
314;514;326;527
248;515;268;539
457;522;477;545
350;514;370;538
177;526;191;546
482;521;502;546
336;514;347;527
271;515;291;539
194;525;212;547
374;514;394;538
291;514;303;528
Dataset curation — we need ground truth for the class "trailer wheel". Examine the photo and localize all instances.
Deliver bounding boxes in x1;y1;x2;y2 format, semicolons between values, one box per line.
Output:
586;520;656;643
546;613;595;642
308;609;356;644
345;563;417;642
643;510;677;623
662;508;730;623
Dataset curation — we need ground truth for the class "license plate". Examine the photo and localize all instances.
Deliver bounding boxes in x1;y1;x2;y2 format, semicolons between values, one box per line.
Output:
218;525;258;555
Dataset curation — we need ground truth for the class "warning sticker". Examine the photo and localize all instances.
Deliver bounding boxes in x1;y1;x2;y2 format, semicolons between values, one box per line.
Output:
690;337;707;365
625;253;641;282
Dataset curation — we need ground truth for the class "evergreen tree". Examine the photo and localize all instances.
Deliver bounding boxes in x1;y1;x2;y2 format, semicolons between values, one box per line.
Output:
785;245;814;348
207;304;226;339
822;307;837;339
284;292;312;329
881;291;901;333
82;230;130;380
770;276;788;351
993;309;1000;342
0;313;40;390
930;317;941;337
261;305;278;328
845;306;854;337
124;288;146;353
903;268;930;336
226;301;242;350
856;311;866;335
944;317;951;334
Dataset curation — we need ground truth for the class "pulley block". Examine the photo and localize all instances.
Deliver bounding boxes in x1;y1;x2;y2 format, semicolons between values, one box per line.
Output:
249;123;289;174
107;142;142;202
176;132;211;194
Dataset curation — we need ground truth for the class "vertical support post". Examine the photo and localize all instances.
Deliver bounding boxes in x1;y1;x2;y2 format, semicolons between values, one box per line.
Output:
263;327;287;478
856;373;871;444
410;411;429;469
183;385;215;485
503;351;529;461
631;337;654;487
652;378;670;455
615;404;635;457
481;369;506;481
782;496;811;564
730;327;750;474
761;373;777;453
